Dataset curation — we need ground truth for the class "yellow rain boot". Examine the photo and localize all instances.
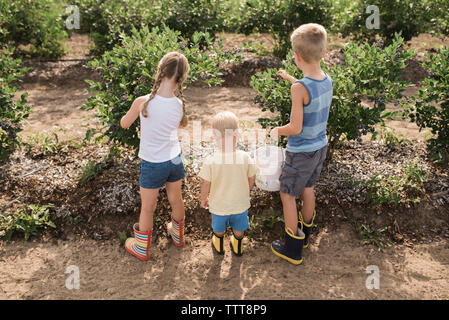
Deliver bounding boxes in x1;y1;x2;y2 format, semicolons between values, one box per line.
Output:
229;232;244;257
212;233;225;255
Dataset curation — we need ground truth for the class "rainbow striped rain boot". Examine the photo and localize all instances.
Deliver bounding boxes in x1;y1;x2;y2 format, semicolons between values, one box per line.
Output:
299;210;316;249
125;223;152;261
212;233;225;255
167;216;185;247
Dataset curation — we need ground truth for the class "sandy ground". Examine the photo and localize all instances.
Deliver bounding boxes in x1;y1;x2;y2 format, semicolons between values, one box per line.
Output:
1;224;448;300
17;70;269;141
17;70;425;144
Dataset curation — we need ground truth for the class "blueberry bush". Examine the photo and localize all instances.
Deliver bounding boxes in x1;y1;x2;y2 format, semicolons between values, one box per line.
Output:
0;48;31;163
229;0;333;57
250;35;415;158
405;48;449;164
0;0;67;58
429;0;449;36
328;0;358;34
340;0;433;45
162;0;225;44
227;0;281;35
71;0;103;34
73;0;163;56
74;0;225;56
82;25;241;151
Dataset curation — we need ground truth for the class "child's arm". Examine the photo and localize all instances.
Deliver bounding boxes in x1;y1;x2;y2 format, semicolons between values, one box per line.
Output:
248;175;256;190
247;156;257;190
270;83;306;138
120;96;147;129
200;178;211;208
278;70;297;84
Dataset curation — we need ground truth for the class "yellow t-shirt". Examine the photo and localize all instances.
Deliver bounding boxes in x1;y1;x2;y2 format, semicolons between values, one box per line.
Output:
199;150;257;216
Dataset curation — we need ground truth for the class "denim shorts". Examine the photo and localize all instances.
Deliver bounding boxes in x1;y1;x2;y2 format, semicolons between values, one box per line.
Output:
139;154;186;189
211;210;250;233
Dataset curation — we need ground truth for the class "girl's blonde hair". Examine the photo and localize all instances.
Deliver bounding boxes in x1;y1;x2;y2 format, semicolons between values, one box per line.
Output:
141;52;190;126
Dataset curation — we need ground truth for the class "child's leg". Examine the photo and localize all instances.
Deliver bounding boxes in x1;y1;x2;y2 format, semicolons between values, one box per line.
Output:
230;228;244;257
272;189;305;265
229;211;250;256
301;187;315;224
166;180;185;223
232;229;244;239
211;214;228;255
281;192;299;233
139;186;160;232
125;186;159;260
166;179;186;246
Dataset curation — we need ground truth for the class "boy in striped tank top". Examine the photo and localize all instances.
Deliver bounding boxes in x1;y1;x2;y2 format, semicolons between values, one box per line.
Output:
270;23;333;265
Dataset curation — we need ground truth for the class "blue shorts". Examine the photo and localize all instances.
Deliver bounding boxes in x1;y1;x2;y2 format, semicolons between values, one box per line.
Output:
139;154;186;189
211;210;250;233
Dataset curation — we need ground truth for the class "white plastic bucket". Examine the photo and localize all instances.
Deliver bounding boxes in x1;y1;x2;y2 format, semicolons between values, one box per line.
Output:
255;146;286;192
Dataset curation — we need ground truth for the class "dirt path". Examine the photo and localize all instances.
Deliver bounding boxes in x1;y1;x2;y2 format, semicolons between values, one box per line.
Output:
1;224;448;300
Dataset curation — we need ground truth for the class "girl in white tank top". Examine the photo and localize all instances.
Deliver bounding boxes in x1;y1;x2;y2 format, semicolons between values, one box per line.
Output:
138;93;183;163
119;52;189;261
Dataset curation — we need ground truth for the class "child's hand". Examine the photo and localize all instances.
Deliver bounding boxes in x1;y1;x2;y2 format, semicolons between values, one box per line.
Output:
270;127;280;140
278;70;291;81
200;198;209;209
277;70;296;83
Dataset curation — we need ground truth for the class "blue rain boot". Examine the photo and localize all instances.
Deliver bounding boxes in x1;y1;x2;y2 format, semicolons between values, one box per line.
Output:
299;210;316;249
271;227;305;265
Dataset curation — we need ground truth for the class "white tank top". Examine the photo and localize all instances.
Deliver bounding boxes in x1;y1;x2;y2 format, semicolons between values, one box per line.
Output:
138;94;183;163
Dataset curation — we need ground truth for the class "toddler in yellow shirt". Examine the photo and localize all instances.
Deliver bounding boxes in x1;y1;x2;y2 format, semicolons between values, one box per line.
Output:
199;111;256;256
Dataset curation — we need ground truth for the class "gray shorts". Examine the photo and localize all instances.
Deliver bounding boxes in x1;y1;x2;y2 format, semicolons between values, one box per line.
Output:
279;145;328;196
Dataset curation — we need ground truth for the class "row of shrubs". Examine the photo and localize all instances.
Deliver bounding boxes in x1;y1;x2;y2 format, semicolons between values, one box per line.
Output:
0;0;67;58
253;35;410;153
0;0;226;57
82;28;449;164
75;0;449;57
252;34;449;163
73;0;225;56
230;0;449;56
1;25;448;164
82;26;242;151
2;0;449;58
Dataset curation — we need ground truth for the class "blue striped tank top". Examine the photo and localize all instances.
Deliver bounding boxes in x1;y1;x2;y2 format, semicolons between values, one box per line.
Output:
287;74;333;153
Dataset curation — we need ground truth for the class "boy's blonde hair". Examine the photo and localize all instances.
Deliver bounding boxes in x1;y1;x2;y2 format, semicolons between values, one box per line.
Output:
291;23;327;63
212;111;239;137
